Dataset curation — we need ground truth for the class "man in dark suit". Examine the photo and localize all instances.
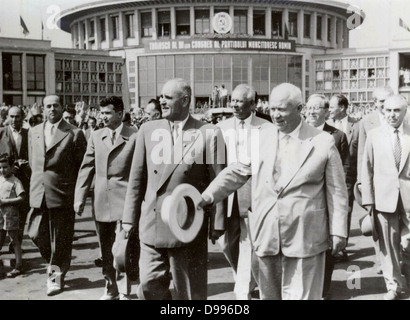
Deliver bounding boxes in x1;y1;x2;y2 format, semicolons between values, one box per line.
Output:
74;97;137;300
122;78;227;300
27;95;87;296
305;94;350;299
0;107;30;247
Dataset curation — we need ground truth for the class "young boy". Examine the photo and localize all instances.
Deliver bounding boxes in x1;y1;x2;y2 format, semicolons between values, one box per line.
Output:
0;153;25;278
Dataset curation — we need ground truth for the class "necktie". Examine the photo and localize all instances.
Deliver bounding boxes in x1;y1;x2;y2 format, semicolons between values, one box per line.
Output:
111;130;116;145
172;123;179;143
273;135;290;185
394;129;402;171
13;130;22;155
46;125;55;148
237;120;246;161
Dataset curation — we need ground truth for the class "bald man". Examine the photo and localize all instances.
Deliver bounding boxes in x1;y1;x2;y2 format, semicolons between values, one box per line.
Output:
361;95;410;300
199;83;349;300
0;107;30;247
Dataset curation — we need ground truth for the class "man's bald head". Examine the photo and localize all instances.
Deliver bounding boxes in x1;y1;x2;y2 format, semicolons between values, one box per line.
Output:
373;86;394;115
8;106;24;131
384;95;408;128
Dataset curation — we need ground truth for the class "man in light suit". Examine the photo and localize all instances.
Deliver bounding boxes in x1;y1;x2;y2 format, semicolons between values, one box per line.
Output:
305;94;351;299
74;96;137;300
199;83;349;300
217;84;269;300
27;95;87;296
361;95;410;300
0;107;31;247
357;86;394;274
121;78;227;300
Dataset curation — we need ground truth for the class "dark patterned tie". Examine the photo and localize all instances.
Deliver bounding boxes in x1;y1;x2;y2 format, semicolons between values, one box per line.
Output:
394;129;401;171
111;131;116;146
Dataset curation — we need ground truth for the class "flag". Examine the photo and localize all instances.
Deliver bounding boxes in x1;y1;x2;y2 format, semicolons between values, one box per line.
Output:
41;20;44;40
20;16;29;36
399;17;410;32
284;21;289;40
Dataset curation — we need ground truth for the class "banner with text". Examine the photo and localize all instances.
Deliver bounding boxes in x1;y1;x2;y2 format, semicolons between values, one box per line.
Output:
145;39;296;53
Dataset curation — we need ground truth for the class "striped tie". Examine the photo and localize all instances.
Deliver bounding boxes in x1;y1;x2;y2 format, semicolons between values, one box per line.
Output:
394;129;402;171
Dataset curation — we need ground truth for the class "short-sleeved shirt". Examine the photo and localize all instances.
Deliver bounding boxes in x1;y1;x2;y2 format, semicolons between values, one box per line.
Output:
0;175;25;230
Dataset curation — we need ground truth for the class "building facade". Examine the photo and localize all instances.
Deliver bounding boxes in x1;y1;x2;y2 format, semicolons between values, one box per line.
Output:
58;0;361;109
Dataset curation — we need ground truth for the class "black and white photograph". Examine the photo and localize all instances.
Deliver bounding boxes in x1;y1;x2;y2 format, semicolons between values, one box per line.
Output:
0;0;409;302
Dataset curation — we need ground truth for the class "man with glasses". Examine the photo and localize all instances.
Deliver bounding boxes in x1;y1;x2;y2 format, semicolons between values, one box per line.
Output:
305;94;351;299
357;86;394;275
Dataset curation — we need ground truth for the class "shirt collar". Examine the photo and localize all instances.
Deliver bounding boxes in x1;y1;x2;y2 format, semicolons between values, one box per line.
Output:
9;125;21;134
235;114;253;128
389;123;404;135
109;123;124;137
279;118;303;140
169;115;190;131
45;118;63;130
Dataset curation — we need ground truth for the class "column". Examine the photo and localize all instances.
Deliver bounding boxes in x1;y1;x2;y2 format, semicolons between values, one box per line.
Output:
190;7;195;36
45;52;55;96
248;6;253;36
22;53;27;105
170;7;176;39
152;8;157;40
337;18;343;49
210;6;214;33
78;22;84;49
331;16;337;48
282;8;288;38
266;7;272;39
343;23;349;48
323;14;328;45
105;14;111;48
312;11;317;46
135;9;141;45
0;52;2;103
298;9;304;44
94;17;101;49
71;24;76;48
229;6;234;34
84;20;89;50
119;12;125;46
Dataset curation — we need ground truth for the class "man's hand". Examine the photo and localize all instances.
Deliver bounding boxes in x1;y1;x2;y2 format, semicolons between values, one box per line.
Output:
330;235;347;256
357;183;362;192
210;229;224;245
122;223;134;233
365;204;375;213
74;201;85;216
197;194;213;210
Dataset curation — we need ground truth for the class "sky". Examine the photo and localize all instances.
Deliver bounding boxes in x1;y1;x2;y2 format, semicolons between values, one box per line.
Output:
0;0;409;48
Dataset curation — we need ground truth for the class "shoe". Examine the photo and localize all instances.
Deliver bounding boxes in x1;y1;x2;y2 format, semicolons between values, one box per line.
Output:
94;258;103;268
6;269;22;278
333;251;349;263
47;283;63;296
100;292;120;300
120;294;132;300
384;290;399;300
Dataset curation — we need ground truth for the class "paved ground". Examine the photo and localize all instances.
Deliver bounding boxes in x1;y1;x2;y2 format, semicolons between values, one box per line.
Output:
0;199;388;300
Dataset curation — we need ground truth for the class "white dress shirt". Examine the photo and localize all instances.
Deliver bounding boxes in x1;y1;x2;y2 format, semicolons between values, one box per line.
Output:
44;119;63;149
10;126;22;155
235;114;253;164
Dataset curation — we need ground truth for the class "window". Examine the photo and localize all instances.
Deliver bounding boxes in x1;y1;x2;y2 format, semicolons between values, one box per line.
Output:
215;55;231;90
126;14;135;38
175;55;192;81
27;55;45;91
234;10;247;34
252;55;269;93
194;55;213;95
317;16;322;40
141;12;153;37
328;17;332;41
156;56;174;96
111;16;119;40
3;53;22;90
176;10;190;35
253;10;265;35
272;11;282;37
214;7;229;14
138;56;156;97
288;12;298;37
233;55;248;88
100;18;106;41
158;11;171;37
89;20;95;38
304;14;311;38
82;22;86;40
195;9;210;34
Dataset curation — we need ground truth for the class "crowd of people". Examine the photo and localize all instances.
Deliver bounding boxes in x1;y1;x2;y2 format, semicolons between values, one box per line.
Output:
0;79;409;300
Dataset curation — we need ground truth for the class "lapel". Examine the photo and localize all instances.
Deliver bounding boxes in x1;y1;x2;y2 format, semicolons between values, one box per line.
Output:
107;125;130;154
33;123;46;158
156;116;201;191
346;118;354;144
400;123;410;174
101;128;113;150
274;122;314;195
379;125;397;171
6;126;18;157
46;120;71;153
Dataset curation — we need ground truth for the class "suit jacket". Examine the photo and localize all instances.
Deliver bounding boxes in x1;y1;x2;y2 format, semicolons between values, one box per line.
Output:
217;114;269;217
357;112;382;182
0;126;30;191
361;123;410;214
122;115;227;248
75;125;137;222
204;120;349;258
28;120;87;209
